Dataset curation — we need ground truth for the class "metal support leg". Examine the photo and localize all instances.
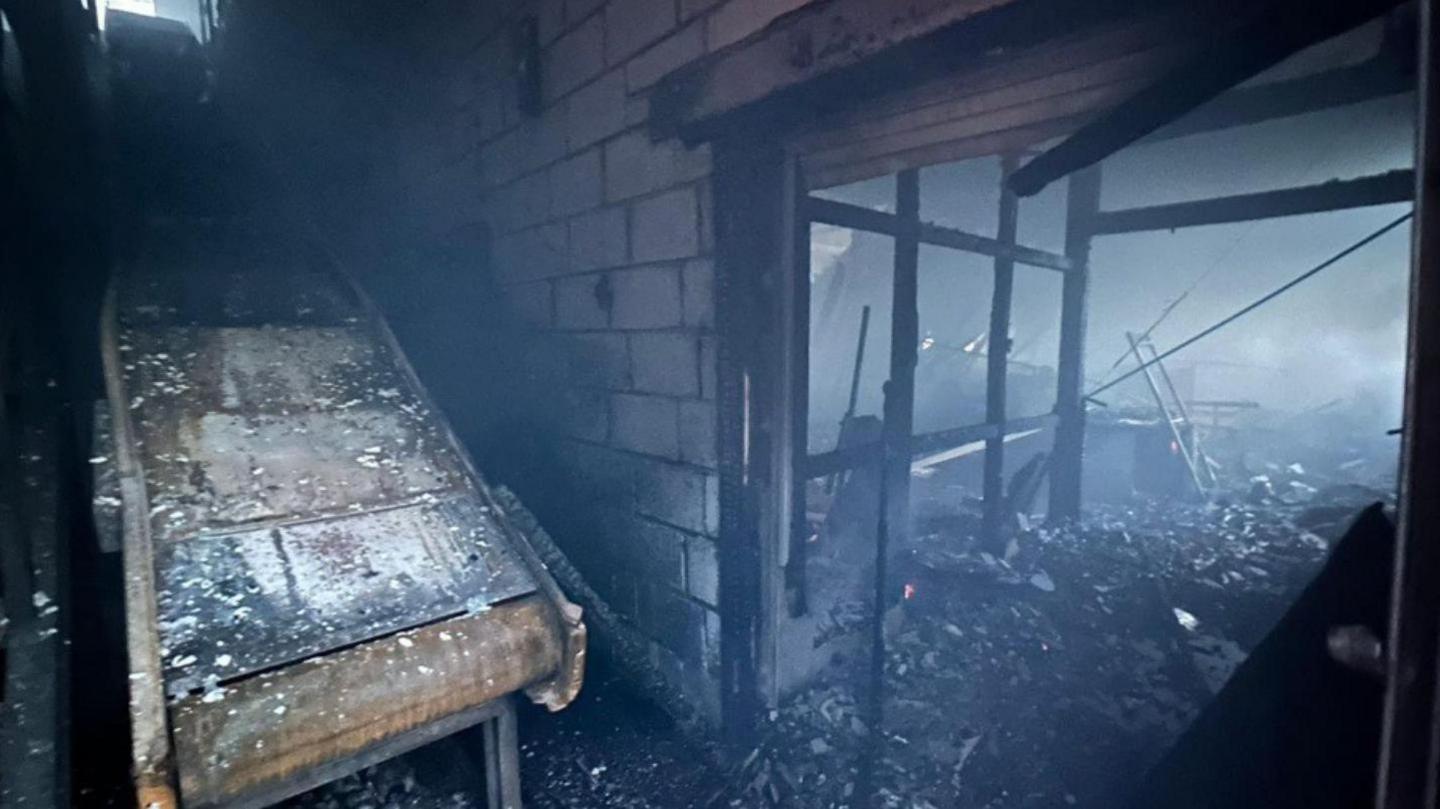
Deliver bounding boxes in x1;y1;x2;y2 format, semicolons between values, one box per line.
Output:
483;698;522;809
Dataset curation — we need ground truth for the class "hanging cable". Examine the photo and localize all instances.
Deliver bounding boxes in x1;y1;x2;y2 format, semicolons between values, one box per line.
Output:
1094;139;1358;388
1086;210;1413;400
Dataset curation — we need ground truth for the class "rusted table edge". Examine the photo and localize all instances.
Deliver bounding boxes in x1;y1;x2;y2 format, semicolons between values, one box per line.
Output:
339;265;587;711
101;281;179;809
202;699;512;809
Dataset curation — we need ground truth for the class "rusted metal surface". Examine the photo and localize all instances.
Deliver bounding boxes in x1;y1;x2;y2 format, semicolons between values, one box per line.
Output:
170;595;560;807
156;495;536;696
122;324;468;541
102;285;179;809
106;247;585;807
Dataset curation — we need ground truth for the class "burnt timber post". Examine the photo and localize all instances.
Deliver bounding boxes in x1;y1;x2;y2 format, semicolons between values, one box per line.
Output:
982;155;1019;549
711;139;781;746
884;168;921;568
1048;165;1101;521
864;166;920;798
1378;0;1440;803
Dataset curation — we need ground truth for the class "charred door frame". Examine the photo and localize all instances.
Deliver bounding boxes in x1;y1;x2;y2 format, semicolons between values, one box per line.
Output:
1379;0;1440;802
713;144;1083;720
706;0;1424;747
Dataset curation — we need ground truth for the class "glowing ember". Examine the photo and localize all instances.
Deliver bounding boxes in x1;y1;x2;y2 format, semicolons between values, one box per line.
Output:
903;582;917;600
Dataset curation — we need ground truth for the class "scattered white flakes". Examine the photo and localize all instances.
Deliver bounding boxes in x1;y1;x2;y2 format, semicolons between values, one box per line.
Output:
215;654;233;667
171;654;198;668
251;467;265;476
1173;607;1200;632
273;705;287;716
417;666;434;675
32;590;51;609
397;637;414;648
93;495;123;508
88;456;109;465
201;688;227;704
1028;570;1056;592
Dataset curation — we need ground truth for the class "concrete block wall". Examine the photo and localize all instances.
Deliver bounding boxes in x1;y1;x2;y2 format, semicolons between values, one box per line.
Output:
458;0;816;722
224;0;819;725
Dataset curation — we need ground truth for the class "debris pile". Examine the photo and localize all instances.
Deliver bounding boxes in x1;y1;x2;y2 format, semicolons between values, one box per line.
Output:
719;486;1381;809
288;449;1391;809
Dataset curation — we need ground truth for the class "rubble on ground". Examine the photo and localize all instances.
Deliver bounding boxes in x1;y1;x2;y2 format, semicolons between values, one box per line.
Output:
288;439;1394;809
717;475;1390;809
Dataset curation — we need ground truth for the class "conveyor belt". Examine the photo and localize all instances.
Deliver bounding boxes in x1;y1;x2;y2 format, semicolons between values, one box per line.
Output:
103;232;584;808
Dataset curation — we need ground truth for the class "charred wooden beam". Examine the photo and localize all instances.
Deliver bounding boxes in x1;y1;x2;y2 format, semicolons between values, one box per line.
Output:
1378;0;1440;803
803;413;1057;478
652;0;1227;144
711;140;780;744
1048;166;1101;521
1091;170;1414;234
910;413;1056;458
803;196;1073;272
1009;0;1411;197
1142;57;1414;144
785;158;812;617
982;156;1020;551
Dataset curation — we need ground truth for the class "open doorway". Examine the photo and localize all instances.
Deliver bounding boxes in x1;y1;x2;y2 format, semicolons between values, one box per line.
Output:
747;11;1415;807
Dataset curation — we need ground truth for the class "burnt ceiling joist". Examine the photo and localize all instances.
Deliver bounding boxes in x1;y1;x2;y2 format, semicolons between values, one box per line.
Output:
1007;0;1414;197
651;0;1217;145
1092;169;1415;234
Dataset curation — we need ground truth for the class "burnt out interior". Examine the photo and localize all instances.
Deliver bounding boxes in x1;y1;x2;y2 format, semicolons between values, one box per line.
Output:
759;19;1416;802
5;1;1440;808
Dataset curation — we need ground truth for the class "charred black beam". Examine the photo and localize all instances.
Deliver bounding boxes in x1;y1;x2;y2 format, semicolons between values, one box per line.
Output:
1008;0;1411;197
1048;165;1101;521
1091;170;1414;234
1377;0;1440;803
982;156;1020;552
802;413;1057;479
803;196;1073;272
1142;58;1414;145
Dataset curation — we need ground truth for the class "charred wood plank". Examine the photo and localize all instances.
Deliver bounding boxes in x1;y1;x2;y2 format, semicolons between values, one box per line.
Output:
1009;0;1411;197
1047;166;1100;521
803;413;1057;478
1378;1;1440;802
1143;58;1414;144
1092;170;1414;234
982;156;1020;551
804;196;1073;272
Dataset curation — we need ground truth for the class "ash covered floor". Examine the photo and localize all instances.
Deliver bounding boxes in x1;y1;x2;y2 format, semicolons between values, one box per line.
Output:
283;474;1380;809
